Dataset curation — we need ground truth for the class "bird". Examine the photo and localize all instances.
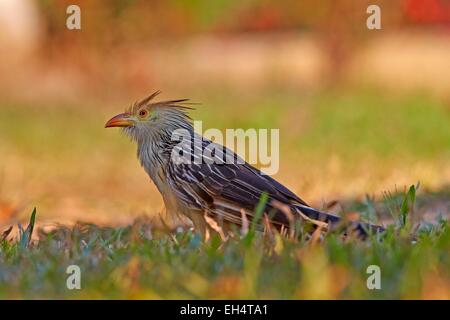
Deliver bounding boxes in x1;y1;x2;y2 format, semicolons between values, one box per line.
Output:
105;91;384;239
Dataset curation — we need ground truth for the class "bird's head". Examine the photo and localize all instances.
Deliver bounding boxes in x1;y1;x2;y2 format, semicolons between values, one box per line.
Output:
105;91;194;144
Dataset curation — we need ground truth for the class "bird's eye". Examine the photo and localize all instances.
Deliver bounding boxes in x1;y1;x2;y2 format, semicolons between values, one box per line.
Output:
138;109;148;118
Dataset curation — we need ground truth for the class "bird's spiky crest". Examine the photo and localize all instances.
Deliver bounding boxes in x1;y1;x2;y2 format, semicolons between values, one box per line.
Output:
126;90;196;114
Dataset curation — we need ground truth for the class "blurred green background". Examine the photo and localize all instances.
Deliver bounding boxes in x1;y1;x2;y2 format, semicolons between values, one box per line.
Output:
0;0;449;227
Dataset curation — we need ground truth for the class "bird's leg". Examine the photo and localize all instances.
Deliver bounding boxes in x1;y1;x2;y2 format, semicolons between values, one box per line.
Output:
185;210;211;241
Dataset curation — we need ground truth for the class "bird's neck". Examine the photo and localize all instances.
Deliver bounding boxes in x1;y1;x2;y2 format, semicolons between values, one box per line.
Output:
137;126;194;186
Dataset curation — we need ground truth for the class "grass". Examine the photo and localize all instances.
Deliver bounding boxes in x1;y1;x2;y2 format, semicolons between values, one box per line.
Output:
0;88;449;299
0;88;449;225
1;186;449;299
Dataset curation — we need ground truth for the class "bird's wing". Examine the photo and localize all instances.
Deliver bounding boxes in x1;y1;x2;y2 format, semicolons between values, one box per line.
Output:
166;137;385;237
166;138;320;228
168;162;287;226
169;160;386;236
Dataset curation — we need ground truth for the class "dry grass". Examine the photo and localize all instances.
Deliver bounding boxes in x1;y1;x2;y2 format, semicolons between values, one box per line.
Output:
0;88;448;227
0;88;449;299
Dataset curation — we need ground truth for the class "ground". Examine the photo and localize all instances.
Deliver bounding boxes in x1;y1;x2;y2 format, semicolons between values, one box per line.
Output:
0;88;449;299
1;188;449;299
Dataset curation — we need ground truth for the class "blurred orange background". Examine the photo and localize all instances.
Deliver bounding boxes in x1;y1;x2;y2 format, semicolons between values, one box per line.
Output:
0;0;449;228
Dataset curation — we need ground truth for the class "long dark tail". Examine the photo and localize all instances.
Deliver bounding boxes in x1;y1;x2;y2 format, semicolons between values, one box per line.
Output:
293;204;385;238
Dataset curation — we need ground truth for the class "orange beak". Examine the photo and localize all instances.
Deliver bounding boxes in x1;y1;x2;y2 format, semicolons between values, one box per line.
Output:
105;113;135;128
